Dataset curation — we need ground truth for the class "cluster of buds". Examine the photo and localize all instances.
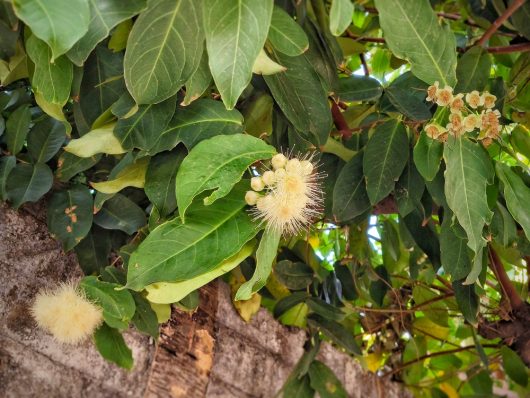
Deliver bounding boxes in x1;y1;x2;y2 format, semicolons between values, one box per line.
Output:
425;82;502;146
245;153;322;235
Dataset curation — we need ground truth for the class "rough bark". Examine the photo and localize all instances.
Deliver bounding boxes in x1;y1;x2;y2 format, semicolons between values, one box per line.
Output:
0;203;411;398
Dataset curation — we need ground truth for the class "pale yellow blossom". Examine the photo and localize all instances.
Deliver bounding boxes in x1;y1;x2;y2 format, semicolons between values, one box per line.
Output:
426;81;439;102
450;93;465;114
435;86;453;106
481;91;497;109
465;90;483;109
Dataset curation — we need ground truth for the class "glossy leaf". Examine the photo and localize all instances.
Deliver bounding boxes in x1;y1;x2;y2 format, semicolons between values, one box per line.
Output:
275;260;314;291
204;0;273;109
375;0;457;86
175;134;275;220
501;346;528;386
452;279;478;325
126;183;260;290
13;0;90;60
252;49;286;75
268;6;309;56
330;0;354;36
6;163;53;208
124;0;204;104
455;46;491;93
27;116;66;163
93;193;146;234
363;120;409;204
0;156;16;201
6;104;31;155
91;157;149;194
440;217;471;281
47;185;93;251
413;131;443;181
131;293;159;339
65;123;126;157
181;51;212;106
56;152;101;182
336;75;383;102
395;160;425;217
75;226;111;275
307;314;360;355
93;323;133;370
67;0;146;66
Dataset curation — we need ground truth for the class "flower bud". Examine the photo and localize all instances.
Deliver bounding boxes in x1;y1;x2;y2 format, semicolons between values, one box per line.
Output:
251;176;265;191
271;153;287;170
301;160;313;175
262;170;276;186
245;191;260;206
285;158;301;173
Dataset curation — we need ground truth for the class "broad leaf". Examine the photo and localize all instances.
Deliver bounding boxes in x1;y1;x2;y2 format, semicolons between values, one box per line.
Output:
0;156;16;201
149;99;244;154
27;116;66;163
264;49;332;146
280;375;314;398
307;314;360;355
93;193;146;234
114;92;177;151
75;226;111;275
93;323;133;370
413;131;443;181
47;185;93;251
495;162;530;241
308;360;347;398
455;46;491;93
235;228;282;300
65;123;126;157
444;137;494;257
452;279;478;325
501;346;528;387
6;104;31;155
145;241;254;303
363;120;409;204
145;149;185;218
13;0;90;60
336;75;383;102
330;0;354;36
56;152;101;182
268;6;309;56
91;157;149;194
204;0;273;109
175;134;275;220
26;35;72;106
252;49;286;75
67;0;146;66
395;160;425;217
126;183;260;290
124;0;204;104
375;0;457;86
181;50;212;106
131;293;159;339
6;163;53;209
440;216;471;280
275;260;314;291
332;151;371;222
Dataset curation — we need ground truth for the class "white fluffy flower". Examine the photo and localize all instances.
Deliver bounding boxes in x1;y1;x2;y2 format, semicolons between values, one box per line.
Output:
246;153;322;235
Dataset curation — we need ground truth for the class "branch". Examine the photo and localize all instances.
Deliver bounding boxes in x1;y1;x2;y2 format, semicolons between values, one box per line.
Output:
488;246;524;311
477;0;526;46
359;53;369;76
486;42;530;54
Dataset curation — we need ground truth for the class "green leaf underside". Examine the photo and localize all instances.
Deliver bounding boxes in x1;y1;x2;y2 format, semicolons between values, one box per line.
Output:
336;75;383;102
175;134;275;221
375;0;457;86
443;137;494;258
363;120;409;204
124;0;204;104
126;183;260;291
329;0;354;37
204;0;273;109
235;227;282;301
413;131;443;181
268;6;309;56
455;46;491;93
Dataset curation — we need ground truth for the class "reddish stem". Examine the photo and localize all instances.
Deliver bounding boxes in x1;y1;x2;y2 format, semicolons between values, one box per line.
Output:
488;246;524;311
477;0;526;46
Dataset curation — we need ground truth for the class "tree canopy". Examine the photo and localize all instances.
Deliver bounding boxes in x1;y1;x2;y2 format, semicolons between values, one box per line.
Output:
1;0;530;396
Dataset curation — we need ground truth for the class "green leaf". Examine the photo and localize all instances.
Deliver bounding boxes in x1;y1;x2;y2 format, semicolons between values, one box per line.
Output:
6;104;31;155
274;292;309;318
149;99;244;154
67;0;146;66
26;35;72;106
268;6;309;56
452;279;478;325
204;0;273;109
114;94;177;151
94;193;146;234
65;123;126;157
307;314;360;355
455;47;492;93
490;202;517;247
336;75;383;102
93;323;133;370
385;85;431;121
444;137;494;260
0;156;16;201
275;260;314;291
495;162;530;241
175;134;275;220
306;298;345;322
363;120;409;204
280;375;314;398
181;50;212;106
510;125;530;160
13;0;90;60
440;217;471;281
126;183;260;290
56;152;101;182
47;185;93;251
124;0;203;104
395;160;425;217
252;48;286;75
27;116;66;163
91;157;149;194
501;346;528;387
108;19;132;52
308;360;347;398
145;241;254;304
330;0;353;36
332;151;370;222
6;163;53;209
145;149;185;218
264;49;332;146
413;131;443;181
80;275;135;326
370;265;390;306
131;293;159;339
75;226;111;275
374;0;457;86
235;227;282;301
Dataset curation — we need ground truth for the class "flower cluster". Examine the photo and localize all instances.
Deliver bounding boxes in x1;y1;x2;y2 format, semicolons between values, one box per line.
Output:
245;153;322;235
425;82;502;146
31;282;103;344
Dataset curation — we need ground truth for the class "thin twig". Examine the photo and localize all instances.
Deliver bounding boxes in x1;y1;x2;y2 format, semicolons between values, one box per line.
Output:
477;0;526;46
486;42;530;54
359;53;369;76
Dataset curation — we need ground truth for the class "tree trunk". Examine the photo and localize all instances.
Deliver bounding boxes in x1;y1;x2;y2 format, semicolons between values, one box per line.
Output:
0;203;411;398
